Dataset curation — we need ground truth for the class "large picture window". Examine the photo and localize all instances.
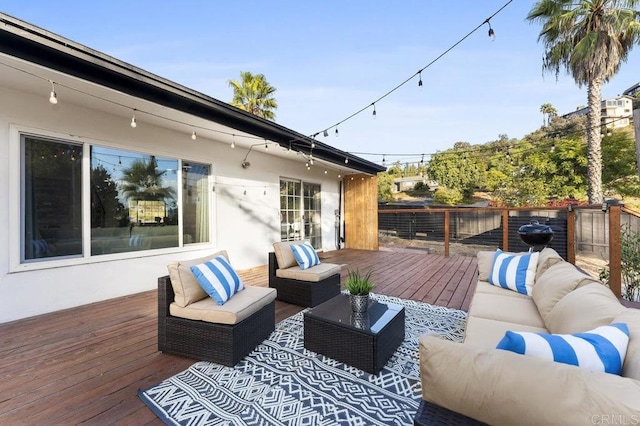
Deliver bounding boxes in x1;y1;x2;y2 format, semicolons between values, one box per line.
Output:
280;179;321;249
22;136;83;260
21;134;211;263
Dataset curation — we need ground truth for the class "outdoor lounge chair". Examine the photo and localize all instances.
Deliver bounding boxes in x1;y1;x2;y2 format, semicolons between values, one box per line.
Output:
269;241;341;307
158;251;277;366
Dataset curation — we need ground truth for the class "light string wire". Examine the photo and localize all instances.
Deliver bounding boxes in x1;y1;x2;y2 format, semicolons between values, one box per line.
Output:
310;0;515;139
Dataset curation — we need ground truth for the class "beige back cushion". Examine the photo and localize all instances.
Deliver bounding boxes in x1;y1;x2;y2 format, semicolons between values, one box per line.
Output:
544;283;626;334
614;309;640;380
535;247;564;280
167;250;229;307
532;261;600;324
273;241;305;269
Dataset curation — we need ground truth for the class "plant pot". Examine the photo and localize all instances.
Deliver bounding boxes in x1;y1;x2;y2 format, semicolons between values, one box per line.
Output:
350;312;369;329
350;294;369;313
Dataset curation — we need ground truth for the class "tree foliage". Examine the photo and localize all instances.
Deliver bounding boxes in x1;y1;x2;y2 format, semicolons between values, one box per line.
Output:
228;71;278;120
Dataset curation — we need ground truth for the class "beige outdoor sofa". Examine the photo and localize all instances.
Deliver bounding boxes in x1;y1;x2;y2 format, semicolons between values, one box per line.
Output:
418;248;640;425
269;241;341;307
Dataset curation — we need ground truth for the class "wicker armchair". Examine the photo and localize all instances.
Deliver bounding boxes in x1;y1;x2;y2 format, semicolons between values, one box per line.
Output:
158;275;275;367
268;252;340;307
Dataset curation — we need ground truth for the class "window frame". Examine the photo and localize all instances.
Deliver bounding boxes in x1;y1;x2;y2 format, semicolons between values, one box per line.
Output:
279;177;322;249
9;124;214;273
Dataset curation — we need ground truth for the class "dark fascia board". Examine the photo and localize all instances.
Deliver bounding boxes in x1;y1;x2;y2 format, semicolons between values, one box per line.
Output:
0;13;385;175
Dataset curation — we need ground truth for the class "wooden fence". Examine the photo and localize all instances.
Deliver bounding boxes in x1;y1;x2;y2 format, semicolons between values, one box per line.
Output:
378;204;640;299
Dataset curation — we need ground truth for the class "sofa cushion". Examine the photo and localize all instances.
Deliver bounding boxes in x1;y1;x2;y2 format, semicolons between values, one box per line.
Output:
488;249;539;295
276;262;341;282
170;286;276;325
535;247;564;280
190;256;245;305
496;323;629;375
545;283;626;334
290;242;320;270
273;241;304;269
614;309;640;380
467;289;546;329
419;335;640;425
167;250;229;307
532;261;601;325
463;316;548;349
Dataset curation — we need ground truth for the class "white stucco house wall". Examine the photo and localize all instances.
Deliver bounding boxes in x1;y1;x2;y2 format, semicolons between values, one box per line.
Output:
0;13;384;323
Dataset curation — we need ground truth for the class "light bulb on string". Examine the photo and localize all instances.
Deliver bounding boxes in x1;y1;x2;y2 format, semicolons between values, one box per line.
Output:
382;155;386;166
48;80;58;104
231;135;236;149
264;139;268;150
372;103;377;119
191;131;197;140
311;141;316;149
485;19;495;41
335;128;339;137
130;110;137;128
323;130;328;137
418;71;423;89
345;156;349;164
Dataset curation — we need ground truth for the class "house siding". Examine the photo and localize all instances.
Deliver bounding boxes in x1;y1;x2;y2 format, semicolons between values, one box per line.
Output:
0;84;341;323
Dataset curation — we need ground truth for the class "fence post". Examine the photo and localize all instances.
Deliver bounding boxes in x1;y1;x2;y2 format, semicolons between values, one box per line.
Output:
502;208;509;251
608;205;622;299
444;210;450;257
567;208;576;264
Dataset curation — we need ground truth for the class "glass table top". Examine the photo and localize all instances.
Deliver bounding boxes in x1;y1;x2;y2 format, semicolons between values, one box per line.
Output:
304;294;404;335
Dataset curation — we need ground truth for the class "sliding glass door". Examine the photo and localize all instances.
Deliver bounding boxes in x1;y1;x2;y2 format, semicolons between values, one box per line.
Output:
280;179;321;249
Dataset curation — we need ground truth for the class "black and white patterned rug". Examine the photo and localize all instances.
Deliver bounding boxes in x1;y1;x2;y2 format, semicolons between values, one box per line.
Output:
138;294;467;425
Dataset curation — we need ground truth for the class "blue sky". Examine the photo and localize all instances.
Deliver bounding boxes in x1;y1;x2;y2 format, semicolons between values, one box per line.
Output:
3;1;639;165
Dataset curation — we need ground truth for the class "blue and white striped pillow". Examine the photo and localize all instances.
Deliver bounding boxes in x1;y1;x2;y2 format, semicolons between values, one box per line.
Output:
190;256;245;305
290;242;320;270
488;249;539;295
496;323;629;375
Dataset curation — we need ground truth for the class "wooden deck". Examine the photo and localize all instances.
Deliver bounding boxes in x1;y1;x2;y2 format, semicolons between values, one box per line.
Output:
0;248;477;425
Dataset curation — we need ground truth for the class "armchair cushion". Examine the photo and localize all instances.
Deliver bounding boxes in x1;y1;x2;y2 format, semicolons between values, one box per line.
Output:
167;250;229;307
169;286;276;325
276;262;341;282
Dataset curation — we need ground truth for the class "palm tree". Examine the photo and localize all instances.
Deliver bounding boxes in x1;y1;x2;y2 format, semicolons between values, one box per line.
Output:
228;71;278;121
120;156;175;202
540;103;558;126
528;0;640;204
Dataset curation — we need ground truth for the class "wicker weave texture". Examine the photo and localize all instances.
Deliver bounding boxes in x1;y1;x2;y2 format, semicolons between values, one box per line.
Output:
158;276;275;367
268;252;340;307
413;400;486;426
303;299;405;374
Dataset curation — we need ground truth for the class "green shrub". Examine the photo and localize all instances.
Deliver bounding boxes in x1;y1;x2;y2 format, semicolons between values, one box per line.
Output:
433;187;463;205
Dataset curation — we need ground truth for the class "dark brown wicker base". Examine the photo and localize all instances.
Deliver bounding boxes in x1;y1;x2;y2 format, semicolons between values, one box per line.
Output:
268;252;340;307
304;295;405;374
158;276;275;367
413;400;486;425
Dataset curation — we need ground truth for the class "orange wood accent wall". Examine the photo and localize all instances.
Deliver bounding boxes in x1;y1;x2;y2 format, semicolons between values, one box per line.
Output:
343;174;379;250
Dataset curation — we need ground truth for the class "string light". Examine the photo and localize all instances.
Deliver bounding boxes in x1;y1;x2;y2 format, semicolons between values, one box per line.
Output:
372;103;377;119
48;80;58;104
345;156;349;164
310;0;513;137
311;141;316;149
418;71;423;89
382;155;386;166
231;134;236;149
485;19;495;40
130;110;137;128
335;128;339;137
264;139;268;150
323;130;328;137
191;131;197;140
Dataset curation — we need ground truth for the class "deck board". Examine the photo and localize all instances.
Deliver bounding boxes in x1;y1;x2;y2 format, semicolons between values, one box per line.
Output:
0;248;477;425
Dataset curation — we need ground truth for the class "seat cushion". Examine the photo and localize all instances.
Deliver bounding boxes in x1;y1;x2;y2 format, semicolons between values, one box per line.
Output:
167;250;229;307
545;283;626;334
273;241;306;269
170;286;277;325
276;262;341;282
463;316;548;349
467;289;546;329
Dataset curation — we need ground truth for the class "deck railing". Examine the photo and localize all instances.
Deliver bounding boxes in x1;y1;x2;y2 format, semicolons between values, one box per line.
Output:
378;204;640;300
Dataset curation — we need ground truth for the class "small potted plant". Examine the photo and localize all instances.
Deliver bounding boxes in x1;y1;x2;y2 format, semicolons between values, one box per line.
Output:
345;269;375;313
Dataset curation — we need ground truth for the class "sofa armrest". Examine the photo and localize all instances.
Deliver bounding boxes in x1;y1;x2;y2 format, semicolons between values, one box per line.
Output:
419;335;640;426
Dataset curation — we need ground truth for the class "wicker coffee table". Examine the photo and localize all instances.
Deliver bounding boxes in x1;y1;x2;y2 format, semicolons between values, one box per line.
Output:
303;294;405;374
